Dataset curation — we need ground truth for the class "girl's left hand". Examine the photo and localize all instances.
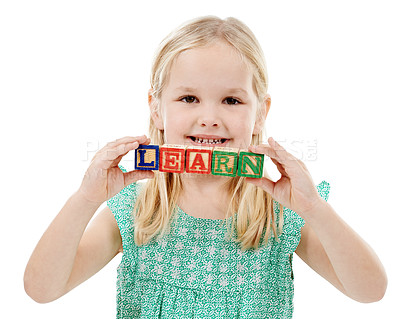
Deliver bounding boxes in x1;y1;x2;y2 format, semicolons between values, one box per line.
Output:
246;137;323;217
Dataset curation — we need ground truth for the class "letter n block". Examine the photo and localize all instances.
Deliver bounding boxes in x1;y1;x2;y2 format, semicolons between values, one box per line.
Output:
159;144;186;173
186;146;213;174
237;150;264;178
211;147;239;177
135;144;159;170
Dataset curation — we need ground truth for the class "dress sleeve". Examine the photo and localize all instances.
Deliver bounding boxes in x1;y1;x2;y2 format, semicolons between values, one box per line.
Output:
276;180;331;254
107;165;142;255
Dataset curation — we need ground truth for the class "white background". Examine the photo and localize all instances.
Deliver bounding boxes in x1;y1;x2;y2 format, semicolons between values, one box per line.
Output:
1;0;399;318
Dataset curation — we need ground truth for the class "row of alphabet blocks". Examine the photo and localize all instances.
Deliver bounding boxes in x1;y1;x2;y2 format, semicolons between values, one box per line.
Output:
135;144;264;178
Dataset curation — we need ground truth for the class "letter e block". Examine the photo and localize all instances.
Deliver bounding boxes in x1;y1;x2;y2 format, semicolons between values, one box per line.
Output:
237;150;264;178
159;144;186;173
211;147;239;177
186;146;213;174
135;144;159;170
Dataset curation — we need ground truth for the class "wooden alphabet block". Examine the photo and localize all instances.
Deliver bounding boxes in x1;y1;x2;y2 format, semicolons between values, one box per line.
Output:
237;150;264;178
135;144;159;170
134;144;264;178
185;146;213;174
159;144;186;173
211;147;239;177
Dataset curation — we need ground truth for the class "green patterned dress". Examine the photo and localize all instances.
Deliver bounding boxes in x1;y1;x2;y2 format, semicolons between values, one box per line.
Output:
107;170;330;318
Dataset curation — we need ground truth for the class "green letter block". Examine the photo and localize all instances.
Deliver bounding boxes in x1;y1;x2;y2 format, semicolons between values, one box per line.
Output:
211;147;239;177
237;151;264;178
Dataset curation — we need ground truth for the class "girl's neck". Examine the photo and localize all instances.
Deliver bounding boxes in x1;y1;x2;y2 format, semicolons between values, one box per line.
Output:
178;174;233;219
180;173;231;196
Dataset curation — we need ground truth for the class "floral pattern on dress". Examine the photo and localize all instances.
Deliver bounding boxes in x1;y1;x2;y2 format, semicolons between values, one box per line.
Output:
107;167;330;318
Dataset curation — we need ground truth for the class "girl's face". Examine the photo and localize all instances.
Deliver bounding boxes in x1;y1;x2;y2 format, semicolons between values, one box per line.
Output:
151;41;269;150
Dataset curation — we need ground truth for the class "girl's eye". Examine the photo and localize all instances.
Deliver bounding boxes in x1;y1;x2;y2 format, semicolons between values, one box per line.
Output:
224;97;241;105
180;96;241;105
181;96;198;103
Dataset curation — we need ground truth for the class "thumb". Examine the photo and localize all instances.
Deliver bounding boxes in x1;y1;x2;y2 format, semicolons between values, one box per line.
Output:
246;177;275;195
123;170;154;186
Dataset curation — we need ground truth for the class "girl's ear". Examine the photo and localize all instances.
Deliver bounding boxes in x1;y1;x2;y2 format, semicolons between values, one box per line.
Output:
253;94;271;135
148;88;164;130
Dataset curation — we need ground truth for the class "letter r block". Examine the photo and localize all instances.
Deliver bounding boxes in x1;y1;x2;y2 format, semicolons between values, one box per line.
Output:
186;146;213;174
159;144;186;173
135;144;159;170
237;150;264;178
211;147;239;177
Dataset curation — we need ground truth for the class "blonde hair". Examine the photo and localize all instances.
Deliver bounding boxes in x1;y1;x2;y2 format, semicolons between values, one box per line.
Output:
133;15;285;250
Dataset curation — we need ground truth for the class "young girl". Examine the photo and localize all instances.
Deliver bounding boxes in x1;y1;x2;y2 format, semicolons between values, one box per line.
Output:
24;16;387;318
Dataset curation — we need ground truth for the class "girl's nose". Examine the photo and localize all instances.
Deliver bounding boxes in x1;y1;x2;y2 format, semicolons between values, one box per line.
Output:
197;116;221;127
197;105;222;127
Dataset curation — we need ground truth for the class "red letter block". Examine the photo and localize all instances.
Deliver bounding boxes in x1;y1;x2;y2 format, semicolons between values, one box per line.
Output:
185;146;213;174
159;144;186;173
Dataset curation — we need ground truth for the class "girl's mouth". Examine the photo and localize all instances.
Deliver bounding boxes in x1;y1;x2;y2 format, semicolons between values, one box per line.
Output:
187;136;229;146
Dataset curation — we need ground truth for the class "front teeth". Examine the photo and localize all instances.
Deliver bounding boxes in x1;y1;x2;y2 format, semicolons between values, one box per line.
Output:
194;137;223;144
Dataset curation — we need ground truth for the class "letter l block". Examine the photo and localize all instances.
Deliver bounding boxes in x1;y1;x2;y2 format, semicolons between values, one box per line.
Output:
135;144;159;170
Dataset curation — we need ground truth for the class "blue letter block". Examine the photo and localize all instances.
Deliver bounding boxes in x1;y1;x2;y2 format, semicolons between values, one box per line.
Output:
135;144;159;170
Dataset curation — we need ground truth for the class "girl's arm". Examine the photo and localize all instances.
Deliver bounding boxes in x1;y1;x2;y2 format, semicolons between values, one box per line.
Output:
24;135;154;303
295;201;387;303
24;197;119;303
247;137;387;303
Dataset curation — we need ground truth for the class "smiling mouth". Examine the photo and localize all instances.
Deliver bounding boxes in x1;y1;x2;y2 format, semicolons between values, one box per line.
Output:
188;136;228;145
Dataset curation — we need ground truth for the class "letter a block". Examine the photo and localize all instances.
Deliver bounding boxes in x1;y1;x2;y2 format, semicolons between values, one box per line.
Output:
159;144;186;173
237;150;264;178
211;147;239;177
135;144;159;170
186;146;213;174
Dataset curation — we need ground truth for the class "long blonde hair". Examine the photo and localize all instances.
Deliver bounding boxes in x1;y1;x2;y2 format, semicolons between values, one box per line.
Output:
133;15;284;250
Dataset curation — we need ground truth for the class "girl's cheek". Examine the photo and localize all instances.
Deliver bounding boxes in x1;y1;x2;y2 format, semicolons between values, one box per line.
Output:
232;116;253;132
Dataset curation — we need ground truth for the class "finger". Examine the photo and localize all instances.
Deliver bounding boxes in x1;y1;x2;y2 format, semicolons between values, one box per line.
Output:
246;176;275;195
248;144;289;179
103;141;139;163
104;136;151;157
98;137;151;169
111;136;152;165
248;144;280;162
109;147;136;167
142;137;152;145
100;135;148;156
105;135;149;149
251;139;299;167
271;158;290;178
267;137;300;164
268;142;308;181
114;135;148;145
267;137;293;163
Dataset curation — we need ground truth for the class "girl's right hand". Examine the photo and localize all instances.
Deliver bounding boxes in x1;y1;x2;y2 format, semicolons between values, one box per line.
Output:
77;135;154;205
